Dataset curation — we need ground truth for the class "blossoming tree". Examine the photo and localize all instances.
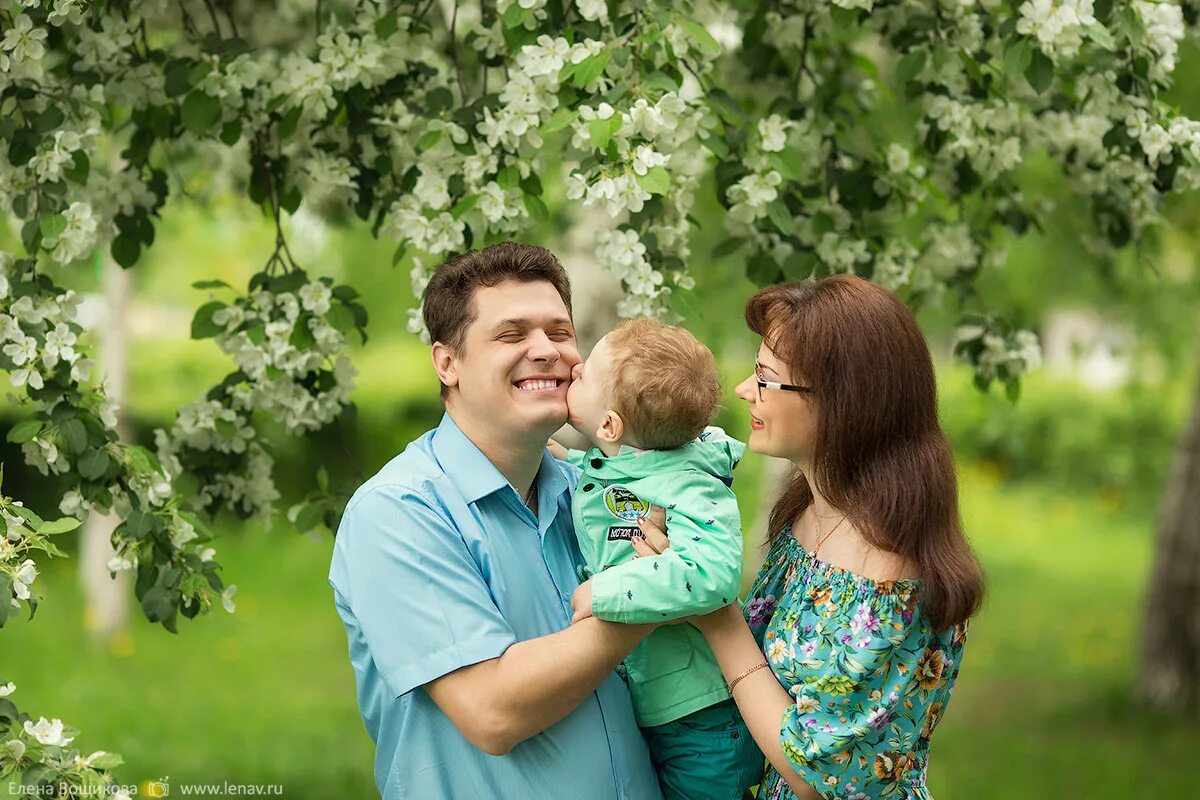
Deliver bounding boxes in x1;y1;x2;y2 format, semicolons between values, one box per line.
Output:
2;0;1199;789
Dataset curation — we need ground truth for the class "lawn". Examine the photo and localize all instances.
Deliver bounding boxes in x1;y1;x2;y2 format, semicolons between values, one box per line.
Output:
1;463;1193;798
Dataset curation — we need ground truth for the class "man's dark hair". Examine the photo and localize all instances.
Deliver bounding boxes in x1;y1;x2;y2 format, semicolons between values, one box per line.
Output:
422;242;573;398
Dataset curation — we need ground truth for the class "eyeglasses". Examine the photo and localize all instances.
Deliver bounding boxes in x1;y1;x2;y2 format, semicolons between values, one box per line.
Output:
753;364;814;402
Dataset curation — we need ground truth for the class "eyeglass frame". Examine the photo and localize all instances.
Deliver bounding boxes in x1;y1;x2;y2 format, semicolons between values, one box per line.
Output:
753;363;815;402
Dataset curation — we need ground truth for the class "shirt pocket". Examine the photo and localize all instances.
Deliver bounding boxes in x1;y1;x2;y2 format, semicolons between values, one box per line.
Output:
624;623;696;684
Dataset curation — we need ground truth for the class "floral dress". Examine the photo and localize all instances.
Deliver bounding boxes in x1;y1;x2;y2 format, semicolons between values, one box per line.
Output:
742;527;968;800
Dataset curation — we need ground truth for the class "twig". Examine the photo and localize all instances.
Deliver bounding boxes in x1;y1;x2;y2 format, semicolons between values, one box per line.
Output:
450;1;466;103
200;0;223;36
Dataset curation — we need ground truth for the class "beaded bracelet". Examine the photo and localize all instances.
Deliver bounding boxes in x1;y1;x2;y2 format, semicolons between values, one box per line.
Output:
728;662;770;692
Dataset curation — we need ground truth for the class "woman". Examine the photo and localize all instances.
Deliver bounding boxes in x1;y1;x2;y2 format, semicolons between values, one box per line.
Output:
632;275;984;799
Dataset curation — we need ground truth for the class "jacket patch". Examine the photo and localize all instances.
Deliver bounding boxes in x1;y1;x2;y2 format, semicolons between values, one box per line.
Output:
607;525;640;542
603;485;650;521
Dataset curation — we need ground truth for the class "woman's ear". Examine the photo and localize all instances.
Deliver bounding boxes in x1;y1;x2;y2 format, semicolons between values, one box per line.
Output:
431;342;459;389
596;410;625;444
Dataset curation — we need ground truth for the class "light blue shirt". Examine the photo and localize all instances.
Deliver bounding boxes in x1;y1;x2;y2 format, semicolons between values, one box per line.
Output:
328;413;662;800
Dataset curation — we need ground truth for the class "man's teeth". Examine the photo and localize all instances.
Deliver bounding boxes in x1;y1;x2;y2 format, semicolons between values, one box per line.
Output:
517;379;558;391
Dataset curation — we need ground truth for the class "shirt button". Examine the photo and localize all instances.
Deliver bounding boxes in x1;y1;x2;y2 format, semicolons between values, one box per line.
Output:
582;482;595;492
590;457;603;469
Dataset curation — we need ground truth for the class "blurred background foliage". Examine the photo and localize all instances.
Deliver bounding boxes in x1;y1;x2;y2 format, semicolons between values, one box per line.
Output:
2;33;1199;800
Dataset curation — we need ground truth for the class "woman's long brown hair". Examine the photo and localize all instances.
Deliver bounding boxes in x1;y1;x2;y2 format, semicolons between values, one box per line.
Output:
747;276;984;631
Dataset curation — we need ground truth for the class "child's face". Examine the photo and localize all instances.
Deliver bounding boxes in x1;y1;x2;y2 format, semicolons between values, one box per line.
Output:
566;333;617;444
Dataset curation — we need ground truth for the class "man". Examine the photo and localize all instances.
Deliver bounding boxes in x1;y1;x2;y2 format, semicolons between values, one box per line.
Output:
328;242;663;799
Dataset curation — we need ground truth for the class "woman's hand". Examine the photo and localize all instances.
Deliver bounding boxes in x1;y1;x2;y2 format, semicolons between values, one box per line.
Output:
630;505;669;558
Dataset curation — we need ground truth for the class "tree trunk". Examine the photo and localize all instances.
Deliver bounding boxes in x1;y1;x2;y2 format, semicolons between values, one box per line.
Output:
1137;355;1200;715
78;256;131;642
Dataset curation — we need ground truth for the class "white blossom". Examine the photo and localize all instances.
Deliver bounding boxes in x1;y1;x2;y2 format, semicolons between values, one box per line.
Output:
23;717;74;748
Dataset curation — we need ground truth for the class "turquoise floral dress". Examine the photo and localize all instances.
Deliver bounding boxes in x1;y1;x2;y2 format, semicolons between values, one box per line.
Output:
742;527;968;800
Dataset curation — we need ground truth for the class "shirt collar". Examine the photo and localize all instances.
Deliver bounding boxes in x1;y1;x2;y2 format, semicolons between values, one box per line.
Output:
431;412;570;508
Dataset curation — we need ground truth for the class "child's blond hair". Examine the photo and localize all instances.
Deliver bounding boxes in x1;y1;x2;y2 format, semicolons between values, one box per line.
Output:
604;318;721;450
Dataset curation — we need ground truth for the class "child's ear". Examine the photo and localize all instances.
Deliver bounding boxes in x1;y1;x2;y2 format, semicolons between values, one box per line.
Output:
596;410;625;444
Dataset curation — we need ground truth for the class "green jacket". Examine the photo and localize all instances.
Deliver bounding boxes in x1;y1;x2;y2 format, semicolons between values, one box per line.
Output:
569;427;746;727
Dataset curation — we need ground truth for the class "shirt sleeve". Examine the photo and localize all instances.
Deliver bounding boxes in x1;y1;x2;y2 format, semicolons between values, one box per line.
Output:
590;473;743;624
775;606;935;797
333;484;517;698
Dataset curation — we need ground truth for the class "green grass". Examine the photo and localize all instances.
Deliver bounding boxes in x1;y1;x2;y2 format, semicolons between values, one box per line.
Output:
1;465;1194;797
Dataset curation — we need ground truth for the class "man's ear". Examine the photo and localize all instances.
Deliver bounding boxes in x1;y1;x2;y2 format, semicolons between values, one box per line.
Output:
431;342;459;390
596;410;625;444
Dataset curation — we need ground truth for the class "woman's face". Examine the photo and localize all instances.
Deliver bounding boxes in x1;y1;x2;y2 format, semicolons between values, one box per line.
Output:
733;339;817;463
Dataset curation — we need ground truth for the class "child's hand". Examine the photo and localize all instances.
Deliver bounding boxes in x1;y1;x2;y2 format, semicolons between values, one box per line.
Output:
630;506;669;558
571;578;594;623
546;438;569;460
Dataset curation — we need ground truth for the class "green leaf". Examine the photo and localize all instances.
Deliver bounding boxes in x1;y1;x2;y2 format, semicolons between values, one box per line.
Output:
768;150;805;182
572;51;610;87
191;279;232;290
220;120;243;145
588;115;622;150
1025;49;1054;93
676;17;721;54
87;752;124;770
39;517;82;535
896;49;927;84
374;10;399;39
124;444;161;476
140;586;175;623
712;237;746;258
78;448;111;481
1086;22;1117;51
497;165;520;190
316;465;330;493
502;2;530;28
327;304;355;333
164;58;194;97
64;150;89;184
417;129;443;153
278;105;303;140
542;108;578;134
6;419;42;444
60;418;87;455
766;200;793;235
181;91;222;133
33;106;65;134
9;504;44;528
39;214;67;240
1004;40;1033;76
294;502;324;533
746;252;783;286
451;193;479;219
111;233;141;268
635;166;671;196
191;301;226;339
523;193;550;222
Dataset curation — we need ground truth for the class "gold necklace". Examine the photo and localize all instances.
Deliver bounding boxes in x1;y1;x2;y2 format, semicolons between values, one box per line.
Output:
523;481;537;510
813;514;847;560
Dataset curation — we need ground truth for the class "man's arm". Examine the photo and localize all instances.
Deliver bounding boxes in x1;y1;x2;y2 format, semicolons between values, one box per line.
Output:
425;617;652;755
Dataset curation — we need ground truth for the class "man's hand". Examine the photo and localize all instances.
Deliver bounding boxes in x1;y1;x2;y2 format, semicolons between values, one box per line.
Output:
571;578;594;623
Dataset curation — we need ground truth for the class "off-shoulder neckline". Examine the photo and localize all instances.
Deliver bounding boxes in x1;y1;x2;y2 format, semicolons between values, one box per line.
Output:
780;525;923;591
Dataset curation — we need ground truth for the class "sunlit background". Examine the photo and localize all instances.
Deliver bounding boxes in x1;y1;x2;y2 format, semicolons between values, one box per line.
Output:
3;38;1200;800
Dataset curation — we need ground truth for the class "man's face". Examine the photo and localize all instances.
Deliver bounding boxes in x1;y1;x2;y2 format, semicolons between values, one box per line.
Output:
565;333;616;443
447;279;580;437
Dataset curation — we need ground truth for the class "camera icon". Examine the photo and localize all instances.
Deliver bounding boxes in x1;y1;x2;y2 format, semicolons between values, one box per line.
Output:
145;776;170;797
